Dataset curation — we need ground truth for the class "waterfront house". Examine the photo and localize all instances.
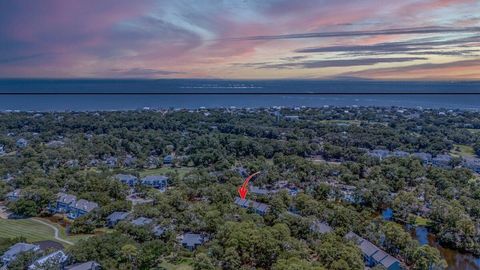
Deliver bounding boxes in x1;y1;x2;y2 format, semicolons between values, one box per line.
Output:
106;211;130;227
234;197;270;216
180;233;205;251
16;138;28;148
141;175;168;190
115;174;138;187
65;261;101;270
345;232;401;270
1;243;40;266
28;250;68;270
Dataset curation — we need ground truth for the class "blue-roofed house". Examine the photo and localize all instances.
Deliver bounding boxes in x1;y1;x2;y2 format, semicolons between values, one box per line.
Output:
463;157;480;173
28;250;68;270
234;197;270;216
5;189;22;201
432;154;452;168
1;243;40;265
51;193;98;219
141;175;168;191
345;232;401;270
114;174;138;187
65;261;101;270
310;220;332;234
106;211;130;227
131;217;153;226
153;225;166;237
16;138;28;148
413;152;432;165
163;155;173;166
393;151;409;158
368;149;391;160
180;233;205;251
68;199;99;219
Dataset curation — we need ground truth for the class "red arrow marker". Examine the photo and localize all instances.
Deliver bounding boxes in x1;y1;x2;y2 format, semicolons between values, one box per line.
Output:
238;171;260;199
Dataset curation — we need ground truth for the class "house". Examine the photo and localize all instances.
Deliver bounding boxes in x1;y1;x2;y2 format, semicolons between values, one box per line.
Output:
5;189;22;201
28;250;68;270
180;233;205;251
368;150;390;160
163;155;173;165
1;243;40;265
249;186;270;195
131;217;153;226
106;211;130;227
234;166;249;178
123;155;137;167
104;156;117;168
284;115;300;121
310;220;332;234
52;193;98;219
432;154;452;168
463;157;480;173
69;199;99;219
413;152;432;165
234;197;270;216
65;261;101;270
0;144;5;155
345;232;401;270
153;225;166;237
393;151;409;158
16;138;28;148
141;175;168;190
114;174;138;187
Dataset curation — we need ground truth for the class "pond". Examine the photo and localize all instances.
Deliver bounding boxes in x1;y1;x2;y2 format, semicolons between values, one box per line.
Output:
381;208;480;270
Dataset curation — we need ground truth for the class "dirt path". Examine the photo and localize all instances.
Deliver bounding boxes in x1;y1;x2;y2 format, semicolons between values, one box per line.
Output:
31;218;74;245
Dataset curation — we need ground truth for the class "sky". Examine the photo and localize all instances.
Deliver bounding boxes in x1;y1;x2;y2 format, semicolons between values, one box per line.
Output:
0;0;479;80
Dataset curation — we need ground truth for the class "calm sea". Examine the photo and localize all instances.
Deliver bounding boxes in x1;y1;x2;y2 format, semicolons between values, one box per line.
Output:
0;79;479;111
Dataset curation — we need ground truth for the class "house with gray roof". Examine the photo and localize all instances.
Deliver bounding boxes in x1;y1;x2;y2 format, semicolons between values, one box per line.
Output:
106;211;130;227
114;174;138;187
413;152;432;165
310;220;332;234
51;193;98;219
180;233;205;251
1;243;40;265
65;261;101;270
131;217;153;226
432;154;452;168
234;197;270;216
345;232;401;270
28;250;68;270
141;175;168;191
463;157;480;173
16;138;28;148
5;189;22;201
153;225;166;237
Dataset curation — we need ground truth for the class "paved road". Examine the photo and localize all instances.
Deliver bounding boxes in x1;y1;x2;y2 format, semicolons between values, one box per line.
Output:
31;218;74;245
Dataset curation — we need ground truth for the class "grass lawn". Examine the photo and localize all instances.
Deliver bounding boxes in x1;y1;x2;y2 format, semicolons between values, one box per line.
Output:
450;144;475;157
0;218;93;245
414;215;430;226
140;167;192;179
159;259;193;270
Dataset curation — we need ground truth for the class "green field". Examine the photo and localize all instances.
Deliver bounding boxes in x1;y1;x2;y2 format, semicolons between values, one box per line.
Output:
159;259;193;270
450;144;475;157
140;167;192;179
0;218;90;244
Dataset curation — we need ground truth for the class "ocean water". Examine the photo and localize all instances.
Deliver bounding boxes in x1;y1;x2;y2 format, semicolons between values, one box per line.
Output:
0;79;479;111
